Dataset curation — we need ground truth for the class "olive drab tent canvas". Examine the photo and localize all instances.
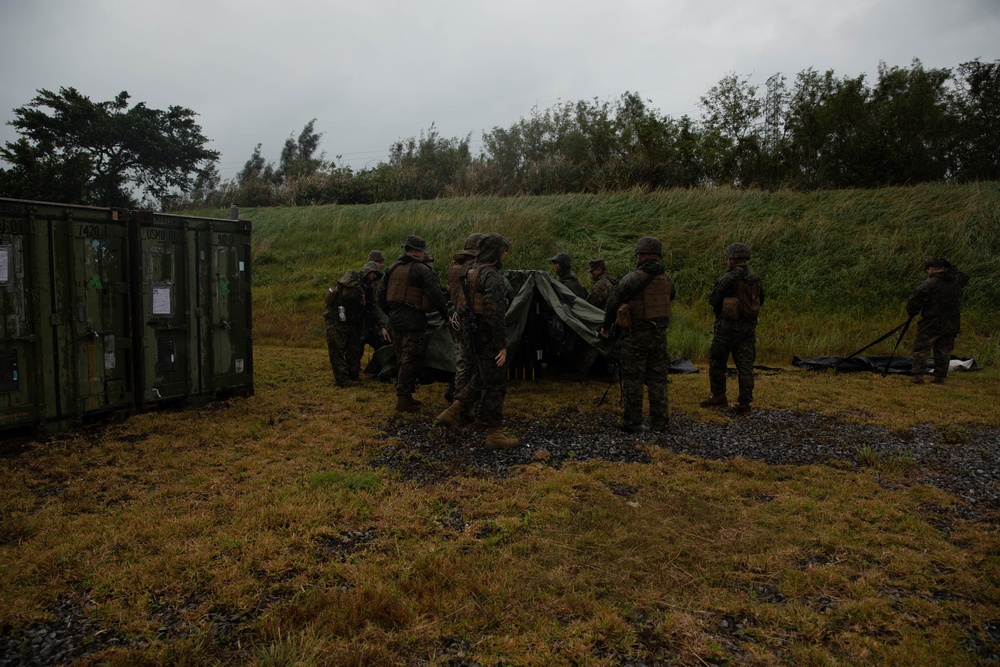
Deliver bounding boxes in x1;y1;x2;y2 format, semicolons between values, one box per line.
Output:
365;269;697;382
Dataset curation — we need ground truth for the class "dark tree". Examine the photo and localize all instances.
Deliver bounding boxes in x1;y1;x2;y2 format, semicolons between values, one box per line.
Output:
238;143;278;185
0;87;219;207
278;119;326;182
950;59;1000;181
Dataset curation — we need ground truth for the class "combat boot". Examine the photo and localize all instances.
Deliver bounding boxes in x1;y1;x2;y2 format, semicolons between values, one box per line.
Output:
699;394;728;408
395;395;421;413
436;400;467;435
910;374;925;384
732;401;752;414
485;427;520;449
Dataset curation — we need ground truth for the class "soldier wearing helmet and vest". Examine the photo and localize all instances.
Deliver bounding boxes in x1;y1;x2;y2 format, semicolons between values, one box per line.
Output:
437;233;520;449
376;235;451;412
600;236;675;433
700;242;765;413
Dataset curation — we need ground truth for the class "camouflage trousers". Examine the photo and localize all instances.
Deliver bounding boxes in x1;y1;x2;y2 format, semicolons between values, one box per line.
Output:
911;331;955;378
457;345;506;427
392;329;427;397
326;320;364;386
620;326;670;430
451;326;480;419
709;320;757;404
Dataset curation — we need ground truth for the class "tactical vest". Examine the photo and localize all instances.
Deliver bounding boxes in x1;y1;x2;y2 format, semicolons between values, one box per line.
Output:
628;271;672;322
465;266;487;315
447;259;474;309
385;261;431;311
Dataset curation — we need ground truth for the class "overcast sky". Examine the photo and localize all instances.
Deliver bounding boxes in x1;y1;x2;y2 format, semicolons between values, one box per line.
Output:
2;0;998;182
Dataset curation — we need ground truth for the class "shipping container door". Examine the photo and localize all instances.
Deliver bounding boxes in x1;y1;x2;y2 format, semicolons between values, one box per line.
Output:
65;210;133;417
0;200;46;430
203;222;253;396
133;214;196;407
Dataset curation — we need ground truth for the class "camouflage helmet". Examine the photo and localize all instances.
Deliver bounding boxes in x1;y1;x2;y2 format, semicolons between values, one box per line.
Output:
367;249;385;264
549;252;572;268
337;269;362;289
361;261;382;280
402;235;427;251
461;232;485;256
725;243;751;260
477;232;510;265
634;236;662;256
923;257;952;270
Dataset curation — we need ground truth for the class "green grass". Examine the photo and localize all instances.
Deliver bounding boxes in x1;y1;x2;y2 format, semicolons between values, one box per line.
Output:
190;182;1000;365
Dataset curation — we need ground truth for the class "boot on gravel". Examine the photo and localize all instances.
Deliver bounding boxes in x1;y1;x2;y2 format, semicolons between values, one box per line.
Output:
436;400;466;435
485;427;520;449
699;394;728;408
395;395;421;413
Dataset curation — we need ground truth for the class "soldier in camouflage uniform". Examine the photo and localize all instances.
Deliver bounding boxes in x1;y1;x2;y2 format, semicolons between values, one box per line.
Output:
574;259;618;379
323;270;367;388
701;243;765;413
442;233;484;423
600;237;675;433
376;236;451;412
550;252;588;299
437;233;520;449
906;258;969;384
353;261;390;378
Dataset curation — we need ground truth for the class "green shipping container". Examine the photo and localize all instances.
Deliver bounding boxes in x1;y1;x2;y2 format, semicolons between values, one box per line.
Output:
0;198;134;433
131;211;252;410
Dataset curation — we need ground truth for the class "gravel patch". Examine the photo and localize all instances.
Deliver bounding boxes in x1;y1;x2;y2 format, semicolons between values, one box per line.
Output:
374;406;1000;513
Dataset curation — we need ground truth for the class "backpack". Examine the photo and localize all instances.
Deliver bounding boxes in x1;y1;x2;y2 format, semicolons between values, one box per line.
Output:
737;277;762;319
722;271;762;320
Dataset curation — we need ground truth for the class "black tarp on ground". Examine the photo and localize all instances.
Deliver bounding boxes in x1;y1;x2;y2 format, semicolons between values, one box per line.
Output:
366;269;698;382
792;355;981;374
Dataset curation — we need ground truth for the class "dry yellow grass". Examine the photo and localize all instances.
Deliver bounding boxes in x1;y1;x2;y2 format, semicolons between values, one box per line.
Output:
1;345;997;665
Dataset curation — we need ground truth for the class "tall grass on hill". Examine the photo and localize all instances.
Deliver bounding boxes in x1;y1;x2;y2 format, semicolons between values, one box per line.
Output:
188;182;1000;363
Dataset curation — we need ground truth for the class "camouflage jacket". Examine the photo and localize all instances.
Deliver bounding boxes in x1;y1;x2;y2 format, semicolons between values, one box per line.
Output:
708;263;765;322
906;268;969;336
556;269;588;299
587;272;618;310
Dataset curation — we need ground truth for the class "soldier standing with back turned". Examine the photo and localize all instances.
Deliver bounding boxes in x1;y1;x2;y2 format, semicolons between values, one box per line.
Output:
377;236;451;412
437;233;520;449
600;237;675;433
906;258;968;384
700;243;764;413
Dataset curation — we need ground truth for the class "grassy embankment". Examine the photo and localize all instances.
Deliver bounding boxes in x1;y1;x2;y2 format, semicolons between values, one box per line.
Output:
0;183;997;665
193;181;1000;364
